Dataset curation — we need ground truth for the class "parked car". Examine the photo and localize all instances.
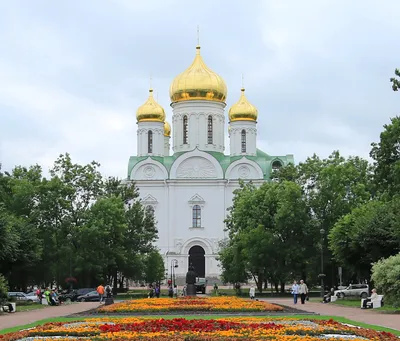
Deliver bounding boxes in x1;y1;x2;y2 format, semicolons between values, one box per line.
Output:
77;291;100;302
8;292;39;303
334;284;369;299
58;288;95;303
195;278;207;294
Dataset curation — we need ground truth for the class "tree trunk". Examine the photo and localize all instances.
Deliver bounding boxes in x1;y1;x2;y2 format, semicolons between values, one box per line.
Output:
280;281;285;293
274;282;279;293
113;269;118;295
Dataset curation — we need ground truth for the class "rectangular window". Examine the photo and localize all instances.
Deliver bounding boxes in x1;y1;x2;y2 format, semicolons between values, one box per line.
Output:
192;205;201;227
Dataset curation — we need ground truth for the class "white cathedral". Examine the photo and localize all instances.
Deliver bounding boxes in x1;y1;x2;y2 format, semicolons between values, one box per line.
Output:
127;44;294;282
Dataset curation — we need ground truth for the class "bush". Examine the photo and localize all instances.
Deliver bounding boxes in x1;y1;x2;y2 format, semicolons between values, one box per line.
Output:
0;274;9;305
371;253;400;307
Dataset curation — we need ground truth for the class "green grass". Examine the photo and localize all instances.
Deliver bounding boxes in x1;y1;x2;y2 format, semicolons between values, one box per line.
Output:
16;304;49;312
330;298;400;313
1;315;399;336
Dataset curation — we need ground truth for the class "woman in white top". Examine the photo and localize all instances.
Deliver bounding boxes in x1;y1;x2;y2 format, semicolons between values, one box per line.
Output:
299;280;308;304
249;286;256;300
291;281;300;304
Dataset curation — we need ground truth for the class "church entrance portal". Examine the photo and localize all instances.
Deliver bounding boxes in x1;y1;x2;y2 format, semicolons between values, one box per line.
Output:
188;245;205;278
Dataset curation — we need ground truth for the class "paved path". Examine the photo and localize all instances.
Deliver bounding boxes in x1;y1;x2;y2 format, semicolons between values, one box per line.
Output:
266;298;400;331
0;302;99;331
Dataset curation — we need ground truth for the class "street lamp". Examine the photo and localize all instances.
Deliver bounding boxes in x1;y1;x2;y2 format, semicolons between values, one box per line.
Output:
67;233;72;288
319;228;326;298
170;259;178;287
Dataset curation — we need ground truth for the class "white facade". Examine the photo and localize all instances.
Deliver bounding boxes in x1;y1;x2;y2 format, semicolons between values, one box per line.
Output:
229;120;257;156
137;121;164;157
129;149;266;282
172;101;226;154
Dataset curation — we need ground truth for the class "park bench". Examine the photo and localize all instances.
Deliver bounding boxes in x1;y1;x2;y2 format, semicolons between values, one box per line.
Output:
1;302;15;313
361;295;384;309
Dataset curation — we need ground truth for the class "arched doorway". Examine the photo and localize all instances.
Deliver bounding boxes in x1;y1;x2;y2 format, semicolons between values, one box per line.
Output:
188;245;205;278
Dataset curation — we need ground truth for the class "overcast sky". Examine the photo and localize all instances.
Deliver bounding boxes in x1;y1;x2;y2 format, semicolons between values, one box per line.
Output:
0;0;399;178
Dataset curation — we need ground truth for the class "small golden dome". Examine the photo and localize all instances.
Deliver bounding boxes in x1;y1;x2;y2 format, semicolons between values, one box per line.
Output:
229;88;258;122
164;121;171;137
136;89;166;123
169;45;227;103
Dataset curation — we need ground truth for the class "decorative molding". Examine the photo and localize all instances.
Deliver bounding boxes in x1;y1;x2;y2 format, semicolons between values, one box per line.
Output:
143;165;156;179
141;194;158;206
176;157;217;179
188;193;205;205
238;165;250;179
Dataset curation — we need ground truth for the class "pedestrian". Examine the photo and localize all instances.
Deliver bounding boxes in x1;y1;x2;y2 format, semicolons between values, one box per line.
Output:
173;285;178;298
299;280;308;304
214;282;218;295
155;286;160;298
36;287;42;304
96;284;105;303
291;281;299;304
249;285;255;300
44;288;51;305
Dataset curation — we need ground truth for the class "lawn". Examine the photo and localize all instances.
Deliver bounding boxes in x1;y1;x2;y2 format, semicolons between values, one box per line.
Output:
1;315;399;336
15;303;49;312
330;298;400;313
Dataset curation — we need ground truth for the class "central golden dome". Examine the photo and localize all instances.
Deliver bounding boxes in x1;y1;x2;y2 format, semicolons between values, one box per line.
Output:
229;88;258;122
169;45;227;103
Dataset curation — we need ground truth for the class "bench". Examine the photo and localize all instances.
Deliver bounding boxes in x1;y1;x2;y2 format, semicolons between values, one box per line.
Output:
361;295;384;309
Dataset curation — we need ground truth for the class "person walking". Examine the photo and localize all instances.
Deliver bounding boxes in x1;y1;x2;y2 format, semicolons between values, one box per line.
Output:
299;280;308;304
96;284;105;303
36;287;42;304
291;281;300;304
249;285;256;300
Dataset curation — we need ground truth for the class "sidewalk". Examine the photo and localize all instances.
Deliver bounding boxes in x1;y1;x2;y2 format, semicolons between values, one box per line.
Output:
0;302;99;331
267;298;400;331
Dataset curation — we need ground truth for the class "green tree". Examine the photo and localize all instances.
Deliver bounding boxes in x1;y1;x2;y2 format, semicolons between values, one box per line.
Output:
143;250;165;285
390;68;400;91
0;274;8;306
370;116;400;199
275;151;373;285
329;199;400;280
371;253;400;306
222;181;310;292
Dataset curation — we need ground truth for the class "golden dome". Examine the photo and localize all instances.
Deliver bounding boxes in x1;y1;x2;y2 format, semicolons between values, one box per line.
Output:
164;121;171;137
169;45;227;103
229;88;258;122
136;89;166;123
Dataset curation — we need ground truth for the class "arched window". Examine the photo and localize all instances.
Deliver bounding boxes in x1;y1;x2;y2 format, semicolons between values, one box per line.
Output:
148;130;153;153
192;205;201;228
241;130;246;153
272;160;282;170
207;116;213;144
183;115;188;144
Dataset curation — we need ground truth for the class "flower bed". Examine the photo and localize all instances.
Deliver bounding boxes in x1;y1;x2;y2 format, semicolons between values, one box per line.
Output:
1;317;398;341
98;296;283;313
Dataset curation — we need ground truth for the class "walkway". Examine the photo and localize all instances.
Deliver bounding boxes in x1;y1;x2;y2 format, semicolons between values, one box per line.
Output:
267;298;400;331
0;302;99;331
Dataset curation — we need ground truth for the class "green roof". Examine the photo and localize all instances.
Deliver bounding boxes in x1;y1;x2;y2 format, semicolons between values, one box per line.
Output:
127;148;294;180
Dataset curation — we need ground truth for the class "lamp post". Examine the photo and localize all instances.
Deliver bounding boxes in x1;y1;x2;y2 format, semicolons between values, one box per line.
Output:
319;228;325;298
67;233;72;290
171;259;178;287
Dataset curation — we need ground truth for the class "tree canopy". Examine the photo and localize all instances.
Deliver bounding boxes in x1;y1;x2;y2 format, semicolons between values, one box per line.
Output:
0;154;162;291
